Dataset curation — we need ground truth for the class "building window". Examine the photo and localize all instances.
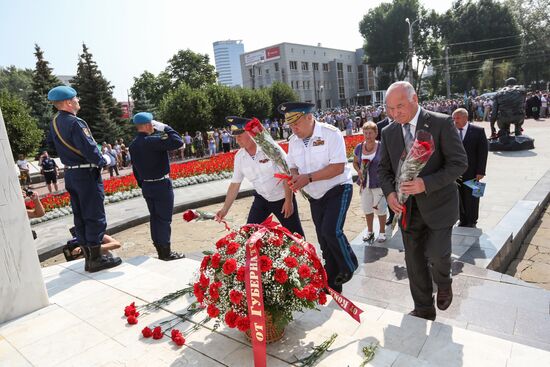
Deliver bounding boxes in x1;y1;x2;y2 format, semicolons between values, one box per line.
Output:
337;63;345;100
296;80;299;89
302;80;306;89
289;61;298;70
301;62;309;71
322;63;329;72
313;62;319;71
265;68;269;74
274;62;279;72
326;99;331;108
249;68;253;77
347;65;352;73
291;81;294;89
258;68;262;76
357;65;365;90
307;80;310;89
303;49;305;54
291;48;294;53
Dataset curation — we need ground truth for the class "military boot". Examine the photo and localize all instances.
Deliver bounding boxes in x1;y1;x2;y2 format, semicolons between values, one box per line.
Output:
156;245;185;261
87;245;122;272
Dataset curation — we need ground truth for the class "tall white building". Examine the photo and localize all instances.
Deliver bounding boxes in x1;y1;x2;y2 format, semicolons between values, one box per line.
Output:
213;40;244;87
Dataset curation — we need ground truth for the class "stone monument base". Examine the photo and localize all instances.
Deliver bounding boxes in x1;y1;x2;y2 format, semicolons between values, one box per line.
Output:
489;135;535;151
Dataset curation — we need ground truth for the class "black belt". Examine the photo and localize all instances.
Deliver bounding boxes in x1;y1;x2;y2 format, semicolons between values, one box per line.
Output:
143;174;170;182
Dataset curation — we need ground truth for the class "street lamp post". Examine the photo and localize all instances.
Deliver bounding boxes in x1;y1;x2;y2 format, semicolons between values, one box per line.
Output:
405;17;420;86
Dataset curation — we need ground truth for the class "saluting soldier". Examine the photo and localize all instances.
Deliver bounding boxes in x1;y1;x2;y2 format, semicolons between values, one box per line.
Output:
215;117;304;236
281;102;358;293
129;112;185;261
47;85;121;272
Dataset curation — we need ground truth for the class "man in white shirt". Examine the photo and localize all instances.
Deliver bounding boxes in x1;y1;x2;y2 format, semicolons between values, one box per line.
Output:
281;102;358;293
216;116;304;236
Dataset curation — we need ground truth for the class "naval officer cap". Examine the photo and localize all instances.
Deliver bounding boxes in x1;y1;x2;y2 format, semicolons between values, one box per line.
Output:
277;102;315;125
225;116;251;135
47;86;77;101
132;112;154;124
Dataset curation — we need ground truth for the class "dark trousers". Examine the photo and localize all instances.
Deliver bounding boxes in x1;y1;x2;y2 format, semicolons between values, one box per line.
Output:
458;182;479;227
108;165;119;177
222;143;230;153
64;168;106;246
309;184;358;292
247;194;305;237
142;179;174;247
401;198;452;311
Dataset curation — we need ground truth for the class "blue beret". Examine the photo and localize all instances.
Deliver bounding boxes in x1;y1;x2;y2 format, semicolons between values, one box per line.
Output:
47;86;77;101
133;112;153;124
225;116;251;135
277;102;315;115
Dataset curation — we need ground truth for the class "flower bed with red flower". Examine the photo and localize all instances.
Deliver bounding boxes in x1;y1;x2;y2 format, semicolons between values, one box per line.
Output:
193;223;328;332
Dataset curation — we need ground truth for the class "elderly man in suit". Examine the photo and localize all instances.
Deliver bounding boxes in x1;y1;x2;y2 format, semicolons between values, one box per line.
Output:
379;81;468;321
452;108;488;228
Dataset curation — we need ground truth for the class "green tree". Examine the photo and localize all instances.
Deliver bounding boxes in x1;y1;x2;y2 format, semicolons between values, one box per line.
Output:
159;83;212;133
267;82;299;118
505;0;550;88
27;44;61;150
205;84;243;127
0;66;33;101
359;0;421;87
130;70;171;114
237;88;272;120
70;44;123;143
0;91;43;158
165;49;217;89
438;0;521;92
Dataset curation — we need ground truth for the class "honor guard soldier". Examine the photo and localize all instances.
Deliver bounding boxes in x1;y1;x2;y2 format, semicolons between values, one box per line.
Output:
129;112;185;261
215;117;305;236
47;85;121;272
280;102;358;293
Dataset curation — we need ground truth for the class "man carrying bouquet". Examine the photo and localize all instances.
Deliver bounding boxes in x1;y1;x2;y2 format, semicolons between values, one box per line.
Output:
129;112;185;261
378;82;467;321
215;117;305;237
280;102;358;294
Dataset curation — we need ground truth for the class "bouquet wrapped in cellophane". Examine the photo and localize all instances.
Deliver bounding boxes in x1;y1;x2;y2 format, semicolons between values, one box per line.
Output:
394;130;435;229
244;118;310;199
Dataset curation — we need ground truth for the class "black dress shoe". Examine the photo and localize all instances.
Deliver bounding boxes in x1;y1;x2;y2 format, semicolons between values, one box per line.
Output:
334;272;352;285
437;286;453;310
408;307;436;321
156;246;185;261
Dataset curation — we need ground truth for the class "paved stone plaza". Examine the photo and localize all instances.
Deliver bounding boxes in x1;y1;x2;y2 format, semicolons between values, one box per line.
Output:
2;119;550;366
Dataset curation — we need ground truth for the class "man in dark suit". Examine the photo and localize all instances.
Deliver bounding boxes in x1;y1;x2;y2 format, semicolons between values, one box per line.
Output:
452;108;488;228
379;82;468;321
376;112;394;225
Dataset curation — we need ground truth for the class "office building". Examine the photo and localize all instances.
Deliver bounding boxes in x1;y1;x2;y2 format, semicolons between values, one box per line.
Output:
213;40;245;87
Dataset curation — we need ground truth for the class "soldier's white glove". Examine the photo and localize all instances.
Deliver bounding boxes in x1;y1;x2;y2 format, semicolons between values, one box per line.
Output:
151;120;167;132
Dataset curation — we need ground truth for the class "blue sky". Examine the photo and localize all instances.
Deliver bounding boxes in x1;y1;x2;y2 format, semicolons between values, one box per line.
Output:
0;0;455;100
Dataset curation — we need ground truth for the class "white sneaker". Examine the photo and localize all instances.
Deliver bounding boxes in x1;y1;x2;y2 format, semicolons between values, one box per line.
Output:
377;233;386;243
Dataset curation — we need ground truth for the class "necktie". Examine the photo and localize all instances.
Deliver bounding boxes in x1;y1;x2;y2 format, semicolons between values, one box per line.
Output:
459;128;463;141
403;123;414;151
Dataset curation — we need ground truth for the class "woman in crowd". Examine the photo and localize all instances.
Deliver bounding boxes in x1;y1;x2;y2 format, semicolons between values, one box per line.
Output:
353;122;387;244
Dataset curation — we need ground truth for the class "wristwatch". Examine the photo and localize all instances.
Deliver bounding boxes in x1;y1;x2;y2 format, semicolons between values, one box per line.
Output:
308;173;313;183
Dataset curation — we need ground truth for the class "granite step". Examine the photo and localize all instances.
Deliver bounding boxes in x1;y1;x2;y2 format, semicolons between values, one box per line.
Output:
4;257;550;366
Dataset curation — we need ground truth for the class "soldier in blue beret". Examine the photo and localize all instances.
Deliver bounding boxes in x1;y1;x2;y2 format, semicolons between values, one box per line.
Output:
47;85;121;272
279;101;358;293
129;112;185;261
215;116;305;236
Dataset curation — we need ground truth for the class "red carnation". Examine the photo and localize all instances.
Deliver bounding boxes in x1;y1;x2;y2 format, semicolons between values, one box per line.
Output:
229;289;243;305
298;264;312;279
124;302;136;316
293;287;305;299
173;335;185;346
182;209;199;222
127;315;138;325
274;268;288;284
211;253;221;268
237;316;250;332
303;285;318;301
226;241;240;255
284;256;298;268
225;310;239;328
259;255;273;272
290;245;303;256
208;283;220;300
270;236;283;247
199;273;210;288
319;291;327;305
243;118;264;138
222;258;237;275
142;327;153;338
171;329;181;338
207;304;220;318
152;326;163;339
310;273;324;288
200;255;211;270
236;266;246;282
193;283;204;303
215;238;228;249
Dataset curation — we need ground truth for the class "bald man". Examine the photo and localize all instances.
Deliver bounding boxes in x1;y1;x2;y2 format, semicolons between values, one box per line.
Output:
378;81;467;321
